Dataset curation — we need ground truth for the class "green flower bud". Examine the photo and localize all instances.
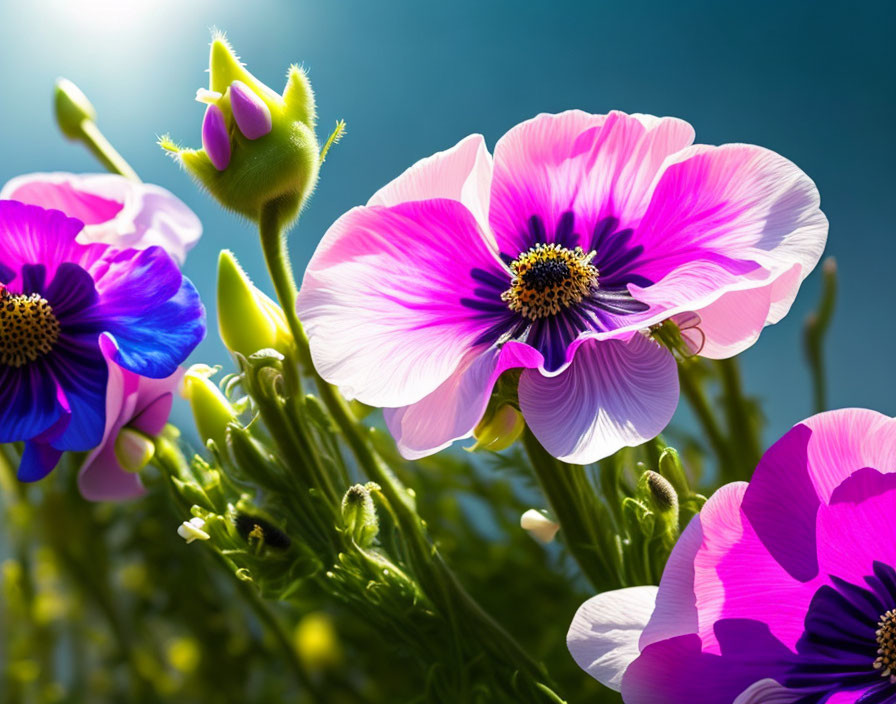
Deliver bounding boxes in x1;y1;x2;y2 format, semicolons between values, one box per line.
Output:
113;427;155;474
161;33;320;224
217;250;291;356
657;446;690;497
182;365;238;452
54;78;96;139
469;404;525;452
340;484;379;548
637;470;680;548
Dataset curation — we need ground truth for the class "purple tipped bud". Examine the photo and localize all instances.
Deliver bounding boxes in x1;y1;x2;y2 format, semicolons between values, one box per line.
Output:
202;104;231;171
229;80;272;140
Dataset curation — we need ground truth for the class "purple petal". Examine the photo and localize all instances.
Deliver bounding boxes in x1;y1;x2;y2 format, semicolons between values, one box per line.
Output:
202;104;231;170
229;80;272;140
518;334;678;464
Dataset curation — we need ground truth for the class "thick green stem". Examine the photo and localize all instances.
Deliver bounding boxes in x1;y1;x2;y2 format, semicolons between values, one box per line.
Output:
521;429;619;591
76;119;140;181
804;257;838;414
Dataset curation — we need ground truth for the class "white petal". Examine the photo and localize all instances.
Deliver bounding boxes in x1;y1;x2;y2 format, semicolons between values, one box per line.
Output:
567;585;658;691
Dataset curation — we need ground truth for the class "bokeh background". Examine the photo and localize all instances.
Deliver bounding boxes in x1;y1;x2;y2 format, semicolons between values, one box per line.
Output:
1;0;894;450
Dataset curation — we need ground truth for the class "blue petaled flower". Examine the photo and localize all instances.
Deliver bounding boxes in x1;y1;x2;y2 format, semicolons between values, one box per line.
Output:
0;200;205;481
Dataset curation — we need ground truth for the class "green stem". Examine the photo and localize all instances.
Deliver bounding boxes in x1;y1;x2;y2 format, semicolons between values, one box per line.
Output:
716;357;761;479
521;429;618;591
678;361;731;474
804;257;838;414
76;119;140;181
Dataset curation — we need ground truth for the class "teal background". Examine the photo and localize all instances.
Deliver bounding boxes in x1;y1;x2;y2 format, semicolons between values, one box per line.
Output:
1;0;894;445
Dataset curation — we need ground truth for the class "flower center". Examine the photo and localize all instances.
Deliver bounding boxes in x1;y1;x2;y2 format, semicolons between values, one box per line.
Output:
0;288;60;367
875;609;896;682
501;243;598;320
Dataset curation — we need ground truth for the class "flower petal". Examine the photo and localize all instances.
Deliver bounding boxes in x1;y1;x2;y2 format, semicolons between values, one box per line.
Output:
368;134;493;237
18;442;64;482
297;198;507;407
0;363;63;443
567;585;658;691
87;247;205;379
741;409;896;582
384;341;542;459
1;174;201;266
489;110;694;258
630;143;827;321
518;334;678;464
733;680;800;704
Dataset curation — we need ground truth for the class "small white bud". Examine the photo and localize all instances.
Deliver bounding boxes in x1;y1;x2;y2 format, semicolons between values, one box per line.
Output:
520;509;560;544
177;517;210;544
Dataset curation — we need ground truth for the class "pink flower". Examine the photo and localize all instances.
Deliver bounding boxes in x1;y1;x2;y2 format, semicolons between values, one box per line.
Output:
78;336;183;501
0;172;201;265
296;111;827;463
568;409;896;703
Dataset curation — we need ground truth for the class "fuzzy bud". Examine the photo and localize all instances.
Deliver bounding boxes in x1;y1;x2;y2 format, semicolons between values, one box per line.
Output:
181;365;238;453
162;34;320;224
341;484;379;548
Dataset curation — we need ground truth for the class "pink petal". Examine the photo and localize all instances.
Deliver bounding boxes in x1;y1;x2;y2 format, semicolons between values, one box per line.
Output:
567;585;658;691
1;173;202;265
518;334;678;464
489;110;694;258
741;409;896;582
630;143;827;321
641;482;820;654
78;335;182;502
368;134;493;236
297;198;507;408
384;341;542;460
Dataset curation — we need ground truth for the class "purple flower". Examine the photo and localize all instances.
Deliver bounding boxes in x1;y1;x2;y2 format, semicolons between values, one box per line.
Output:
568;408;896;703
0;200;205;481
296;111;828;463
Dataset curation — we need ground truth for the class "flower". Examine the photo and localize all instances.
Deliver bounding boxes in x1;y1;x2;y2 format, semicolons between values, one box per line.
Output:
177;517;210;544
0;172;202;265
162;34;319;223
0;200;205;481
568;408;896;703
78;336;183;501
296;111;828;463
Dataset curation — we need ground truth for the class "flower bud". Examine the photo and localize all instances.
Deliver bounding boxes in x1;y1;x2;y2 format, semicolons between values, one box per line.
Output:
217;250;290;357
469;404;525;452
341;484;379;548
177;517;210;544
54;78;96;139
162;34;320;224
113;427;155;474
520;509;560;543
637;470;680;546
182;365;238;452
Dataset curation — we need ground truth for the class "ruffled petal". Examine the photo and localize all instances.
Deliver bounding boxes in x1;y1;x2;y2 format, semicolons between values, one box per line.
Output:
489;110;694;258
733;679;801;704
384;341;542;460
629;143;827;328
297;198;508;407
741;409;896;583
368;134;493;237
518;334;678;464
567;585;658;691
86;247;205;378
1;173;201;265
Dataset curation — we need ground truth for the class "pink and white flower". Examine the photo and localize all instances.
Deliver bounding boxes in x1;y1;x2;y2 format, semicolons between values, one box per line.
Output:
297;111;827;464
568;409;896;703
1;172;201;265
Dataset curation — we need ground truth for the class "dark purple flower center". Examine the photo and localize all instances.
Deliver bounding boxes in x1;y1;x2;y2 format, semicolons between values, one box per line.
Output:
785;561;896;704
0;288;60;368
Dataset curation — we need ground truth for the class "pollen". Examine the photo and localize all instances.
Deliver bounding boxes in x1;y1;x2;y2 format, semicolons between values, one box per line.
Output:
501;243;598;320
874;609;896;683
0;288;60;368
